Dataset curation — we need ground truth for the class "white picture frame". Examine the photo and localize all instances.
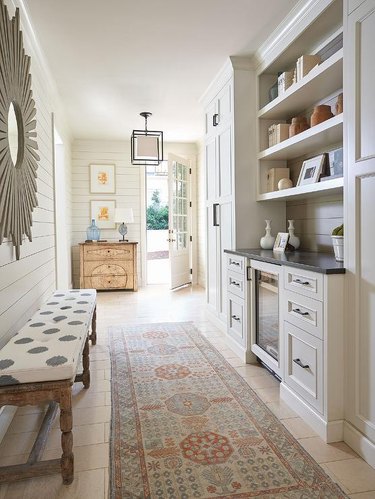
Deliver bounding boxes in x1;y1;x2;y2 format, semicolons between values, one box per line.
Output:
273;232;289;253
297;154;326;186
90;200;116;229
90;164;116;193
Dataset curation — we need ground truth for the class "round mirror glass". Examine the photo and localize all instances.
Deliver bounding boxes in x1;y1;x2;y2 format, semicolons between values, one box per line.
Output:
7;102;19;166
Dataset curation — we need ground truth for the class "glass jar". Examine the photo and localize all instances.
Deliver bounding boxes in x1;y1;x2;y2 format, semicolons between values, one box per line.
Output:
86;219;100;241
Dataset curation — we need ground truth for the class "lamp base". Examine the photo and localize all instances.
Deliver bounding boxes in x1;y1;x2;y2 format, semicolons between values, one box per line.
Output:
119;239;129;242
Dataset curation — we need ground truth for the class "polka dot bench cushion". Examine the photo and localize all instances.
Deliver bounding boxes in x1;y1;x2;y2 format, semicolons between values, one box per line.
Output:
0;290;96;387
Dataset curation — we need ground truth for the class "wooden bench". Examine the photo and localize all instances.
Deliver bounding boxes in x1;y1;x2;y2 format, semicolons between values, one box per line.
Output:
0;289;97;484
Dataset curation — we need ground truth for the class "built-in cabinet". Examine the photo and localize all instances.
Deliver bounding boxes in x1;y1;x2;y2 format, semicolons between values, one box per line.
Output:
202;58;285;330
256;0;344;203
344;0;375;467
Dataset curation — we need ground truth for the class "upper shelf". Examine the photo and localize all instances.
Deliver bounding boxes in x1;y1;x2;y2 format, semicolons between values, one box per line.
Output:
257;176;344;202
258;49;343;120
258;114;343;161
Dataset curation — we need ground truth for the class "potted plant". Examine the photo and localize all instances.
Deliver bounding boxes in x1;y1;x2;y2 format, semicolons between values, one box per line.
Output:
332;224;344;262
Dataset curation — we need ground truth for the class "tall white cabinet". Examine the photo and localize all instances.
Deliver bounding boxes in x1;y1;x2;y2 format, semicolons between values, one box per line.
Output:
202;58;285;330
344;0;375;467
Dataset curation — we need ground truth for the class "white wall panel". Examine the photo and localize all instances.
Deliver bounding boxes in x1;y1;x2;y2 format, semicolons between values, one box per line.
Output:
0;0;72;347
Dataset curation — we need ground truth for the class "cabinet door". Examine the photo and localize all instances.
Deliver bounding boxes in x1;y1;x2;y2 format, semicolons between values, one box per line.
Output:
346;0;375;443
205;136;217;202
217;80;232;129
217;123;233;199
206;206;218;312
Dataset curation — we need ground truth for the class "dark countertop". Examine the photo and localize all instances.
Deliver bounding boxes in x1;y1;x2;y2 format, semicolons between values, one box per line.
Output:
224;248;345;274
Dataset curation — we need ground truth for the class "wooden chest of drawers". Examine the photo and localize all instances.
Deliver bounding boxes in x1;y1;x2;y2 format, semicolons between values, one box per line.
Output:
79;242;138;291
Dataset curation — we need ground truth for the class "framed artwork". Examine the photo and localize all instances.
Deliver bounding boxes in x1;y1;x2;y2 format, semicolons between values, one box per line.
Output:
297;154;326;186
273;232;289;252
90;200;116;229
90;164;116;193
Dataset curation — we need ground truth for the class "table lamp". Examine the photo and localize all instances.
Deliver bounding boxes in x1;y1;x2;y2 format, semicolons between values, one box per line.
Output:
114;208;134;242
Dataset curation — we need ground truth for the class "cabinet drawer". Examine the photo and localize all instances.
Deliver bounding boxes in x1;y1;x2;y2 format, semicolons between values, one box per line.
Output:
84;274;134;290
284;321;323;414
83;244;134;261
284;266;323;301
283;290;323;340
84;261;134;278
227;270;245;299
227;292;246;347
227;254;245;273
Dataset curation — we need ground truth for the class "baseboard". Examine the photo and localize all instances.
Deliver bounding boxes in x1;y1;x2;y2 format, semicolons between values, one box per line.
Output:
280;383;344;443
225;335;248;363
344;421;375;469
0;406;17;444
206;308;226;334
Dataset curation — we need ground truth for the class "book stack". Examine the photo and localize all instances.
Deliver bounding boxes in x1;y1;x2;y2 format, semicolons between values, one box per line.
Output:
296;54;320;82
278;71;294;95
268;124;290;147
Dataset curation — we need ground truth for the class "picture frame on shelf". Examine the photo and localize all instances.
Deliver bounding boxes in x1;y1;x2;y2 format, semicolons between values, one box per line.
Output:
90;164;116;193
297;154;326;186
273;232;289;253
90;200;116;229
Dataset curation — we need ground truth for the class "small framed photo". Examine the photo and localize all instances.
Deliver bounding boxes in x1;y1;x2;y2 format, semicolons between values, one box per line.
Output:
273;232;289;253
90;164;116;193
297;154;326;186
91;200;116;229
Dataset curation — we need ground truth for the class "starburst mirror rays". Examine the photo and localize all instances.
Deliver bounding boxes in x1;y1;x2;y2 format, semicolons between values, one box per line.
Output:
0;1;39;260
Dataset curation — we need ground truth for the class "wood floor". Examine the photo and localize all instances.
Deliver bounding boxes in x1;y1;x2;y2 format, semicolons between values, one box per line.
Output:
0;285;375;498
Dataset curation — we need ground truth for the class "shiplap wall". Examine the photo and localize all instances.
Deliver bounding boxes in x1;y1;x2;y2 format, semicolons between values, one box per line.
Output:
286;193;343;252
71;140;198;288
0;0;72;349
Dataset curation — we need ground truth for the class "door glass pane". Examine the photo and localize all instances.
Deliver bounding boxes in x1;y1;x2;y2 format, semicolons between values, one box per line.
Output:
255;270;279;361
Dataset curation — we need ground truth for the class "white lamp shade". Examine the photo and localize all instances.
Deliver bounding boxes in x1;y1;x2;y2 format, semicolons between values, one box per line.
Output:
136;135;158;158
114;208;134;223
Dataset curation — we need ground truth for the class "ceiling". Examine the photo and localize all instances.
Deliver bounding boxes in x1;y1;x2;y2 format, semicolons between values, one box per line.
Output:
24;0;299;142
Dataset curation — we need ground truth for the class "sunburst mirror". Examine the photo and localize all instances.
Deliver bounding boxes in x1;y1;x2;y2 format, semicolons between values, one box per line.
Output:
0;1;39;260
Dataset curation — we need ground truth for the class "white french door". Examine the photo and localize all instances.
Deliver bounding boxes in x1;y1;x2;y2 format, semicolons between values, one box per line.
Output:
168;154;191;289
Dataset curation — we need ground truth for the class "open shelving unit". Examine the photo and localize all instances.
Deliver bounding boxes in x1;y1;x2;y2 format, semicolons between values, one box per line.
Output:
256;0;344;202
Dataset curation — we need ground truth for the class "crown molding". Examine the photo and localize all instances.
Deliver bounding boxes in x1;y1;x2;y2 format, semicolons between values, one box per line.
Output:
199;55;255;107
253;0;333;70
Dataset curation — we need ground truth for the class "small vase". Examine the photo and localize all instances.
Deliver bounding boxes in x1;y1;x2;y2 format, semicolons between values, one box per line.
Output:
86;219;100;241
289;116;310;137
260;220;275;249
287;220;300;249
310;104;334;127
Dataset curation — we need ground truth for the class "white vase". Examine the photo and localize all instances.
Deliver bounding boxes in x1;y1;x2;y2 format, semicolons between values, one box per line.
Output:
260;220;275;249
288;219;300;249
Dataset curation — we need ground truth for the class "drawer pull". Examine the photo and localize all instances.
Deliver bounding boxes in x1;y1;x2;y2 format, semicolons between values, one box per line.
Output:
231;261;240;267
293;279;310;286
231;280;240;287
293;358;310;369
231;315;241;322
292;308;310;317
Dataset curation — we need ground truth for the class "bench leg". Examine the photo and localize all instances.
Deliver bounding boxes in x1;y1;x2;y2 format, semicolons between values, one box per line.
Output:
60;387;74;485
90;306;97;345
82;336;90;389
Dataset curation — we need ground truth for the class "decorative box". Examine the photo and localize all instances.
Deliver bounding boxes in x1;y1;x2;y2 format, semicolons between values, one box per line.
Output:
267;168;290;192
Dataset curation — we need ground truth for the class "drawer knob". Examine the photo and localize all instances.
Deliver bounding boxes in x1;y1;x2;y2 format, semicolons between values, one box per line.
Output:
292;308;310;317
293;279;310;286
231;314;241;322
293;358;310;369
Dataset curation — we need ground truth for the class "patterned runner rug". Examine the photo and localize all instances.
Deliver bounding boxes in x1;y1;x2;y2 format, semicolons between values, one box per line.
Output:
109;322;347;498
